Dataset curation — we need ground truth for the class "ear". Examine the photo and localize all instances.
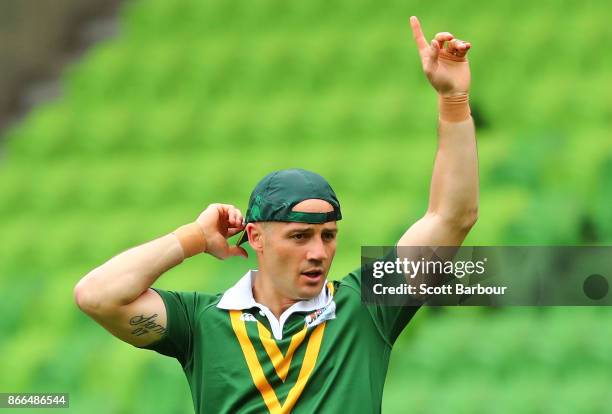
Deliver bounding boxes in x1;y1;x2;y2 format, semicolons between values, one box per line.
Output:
246;223;264;252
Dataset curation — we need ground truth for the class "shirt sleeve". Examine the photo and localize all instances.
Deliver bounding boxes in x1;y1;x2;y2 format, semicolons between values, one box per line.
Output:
341;267;421;346
136;288;217;367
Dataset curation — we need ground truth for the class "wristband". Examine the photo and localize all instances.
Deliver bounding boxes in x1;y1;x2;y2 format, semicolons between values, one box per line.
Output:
439;93;470;122
173;222;207;258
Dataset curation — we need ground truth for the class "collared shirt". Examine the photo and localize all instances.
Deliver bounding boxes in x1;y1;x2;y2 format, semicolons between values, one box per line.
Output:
217;270;334;340
140;267;420;413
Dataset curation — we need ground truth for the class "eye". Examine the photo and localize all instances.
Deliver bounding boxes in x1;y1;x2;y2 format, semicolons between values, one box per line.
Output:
292;233;305;240
323;232;336;241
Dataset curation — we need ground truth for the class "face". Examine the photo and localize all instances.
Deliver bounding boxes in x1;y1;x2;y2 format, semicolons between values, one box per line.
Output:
247;199;338;300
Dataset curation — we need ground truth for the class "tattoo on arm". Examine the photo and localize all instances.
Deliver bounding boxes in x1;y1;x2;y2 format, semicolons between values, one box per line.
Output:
129;314;167;337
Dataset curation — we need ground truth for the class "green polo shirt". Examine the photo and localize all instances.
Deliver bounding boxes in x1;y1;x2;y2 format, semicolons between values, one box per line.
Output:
139;268;419;413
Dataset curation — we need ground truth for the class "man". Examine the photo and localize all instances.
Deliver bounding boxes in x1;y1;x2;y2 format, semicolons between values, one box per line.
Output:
74;16;478;413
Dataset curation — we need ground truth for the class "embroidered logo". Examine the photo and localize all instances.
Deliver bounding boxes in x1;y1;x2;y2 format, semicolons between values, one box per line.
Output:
304;301;336;328
240;312;257;322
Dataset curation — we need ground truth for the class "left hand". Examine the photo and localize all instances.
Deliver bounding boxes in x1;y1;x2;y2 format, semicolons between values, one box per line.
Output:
409;16;472;96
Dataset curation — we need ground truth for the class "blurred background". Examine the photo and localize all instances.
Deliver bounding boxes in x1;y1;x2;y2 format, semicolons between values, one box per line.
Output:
1;0;611;412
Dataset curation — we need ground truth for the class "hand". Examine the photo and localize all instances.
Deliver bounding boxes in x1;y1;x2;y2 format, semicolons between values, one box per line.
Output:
196;204;248;259
409;16;472;96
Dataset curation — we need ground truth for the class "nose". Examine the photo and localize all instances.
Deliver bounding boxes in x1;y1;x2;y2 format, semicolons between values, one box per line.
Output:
306;237;328;262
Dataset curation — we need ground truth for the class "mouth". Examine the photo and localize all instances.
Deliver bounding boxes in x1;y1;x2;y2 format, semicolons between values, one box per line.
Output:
300;269;324;282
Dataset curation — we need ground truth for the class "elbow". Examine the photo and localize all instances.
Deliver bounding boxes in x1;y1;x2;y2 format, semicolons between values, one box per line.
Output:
434;207;478;233
74;275;104;316
460;207;479;231
73;280;94;314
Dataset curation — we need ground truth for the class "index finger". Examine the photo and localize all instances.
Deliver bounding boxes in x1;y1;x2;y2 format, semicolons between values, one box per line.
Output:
410;16;428;53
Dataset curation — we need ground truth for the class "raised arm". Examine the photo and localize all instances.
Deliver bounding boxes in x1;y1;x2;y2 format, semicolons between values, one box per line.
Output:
73;204;247;347
398;16;478;248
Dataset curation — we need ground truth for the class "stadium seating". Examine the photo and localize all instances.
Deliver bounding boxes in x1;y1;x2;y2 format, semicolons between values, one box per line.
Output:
1;0;610;412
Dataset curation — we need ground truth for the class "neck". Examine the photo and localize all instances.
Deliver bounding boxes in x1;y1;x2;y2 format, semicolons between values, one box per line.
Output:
252;270;299;319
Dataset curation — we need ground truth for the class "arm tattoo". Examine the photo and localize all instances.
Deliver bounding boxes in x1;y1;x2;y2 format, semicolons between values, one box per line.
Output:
129;314;167;337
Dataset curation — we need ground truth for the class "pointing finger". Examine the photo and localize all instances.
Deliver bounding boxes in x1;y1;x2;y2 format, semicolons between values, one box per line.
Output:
410;16;429;55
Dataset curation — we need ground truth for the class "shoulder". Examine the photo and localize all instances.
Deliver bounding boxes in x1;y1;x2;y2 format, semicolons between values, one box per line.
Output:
336;267;363;294
329;268;364;310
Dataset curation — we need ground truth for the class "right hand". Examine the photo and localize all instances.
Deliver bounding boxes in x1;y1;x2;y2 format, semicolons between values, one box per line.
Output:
196;204;248;259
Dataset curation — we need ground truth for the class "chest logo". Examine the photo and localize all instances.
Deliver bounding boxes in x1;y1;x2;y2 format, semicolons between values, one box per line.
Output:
304;300;336;328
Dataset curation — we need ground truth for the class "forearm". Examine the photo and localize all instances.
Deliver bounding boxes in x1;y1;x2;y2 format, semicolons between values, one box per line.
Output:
426;96;479;228
75;232;186;311
396;98;478;292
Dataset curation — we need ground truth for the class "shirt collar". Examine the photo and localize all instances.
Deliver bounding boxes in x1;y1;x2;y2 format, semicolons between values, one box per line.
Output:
217;269;332;312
